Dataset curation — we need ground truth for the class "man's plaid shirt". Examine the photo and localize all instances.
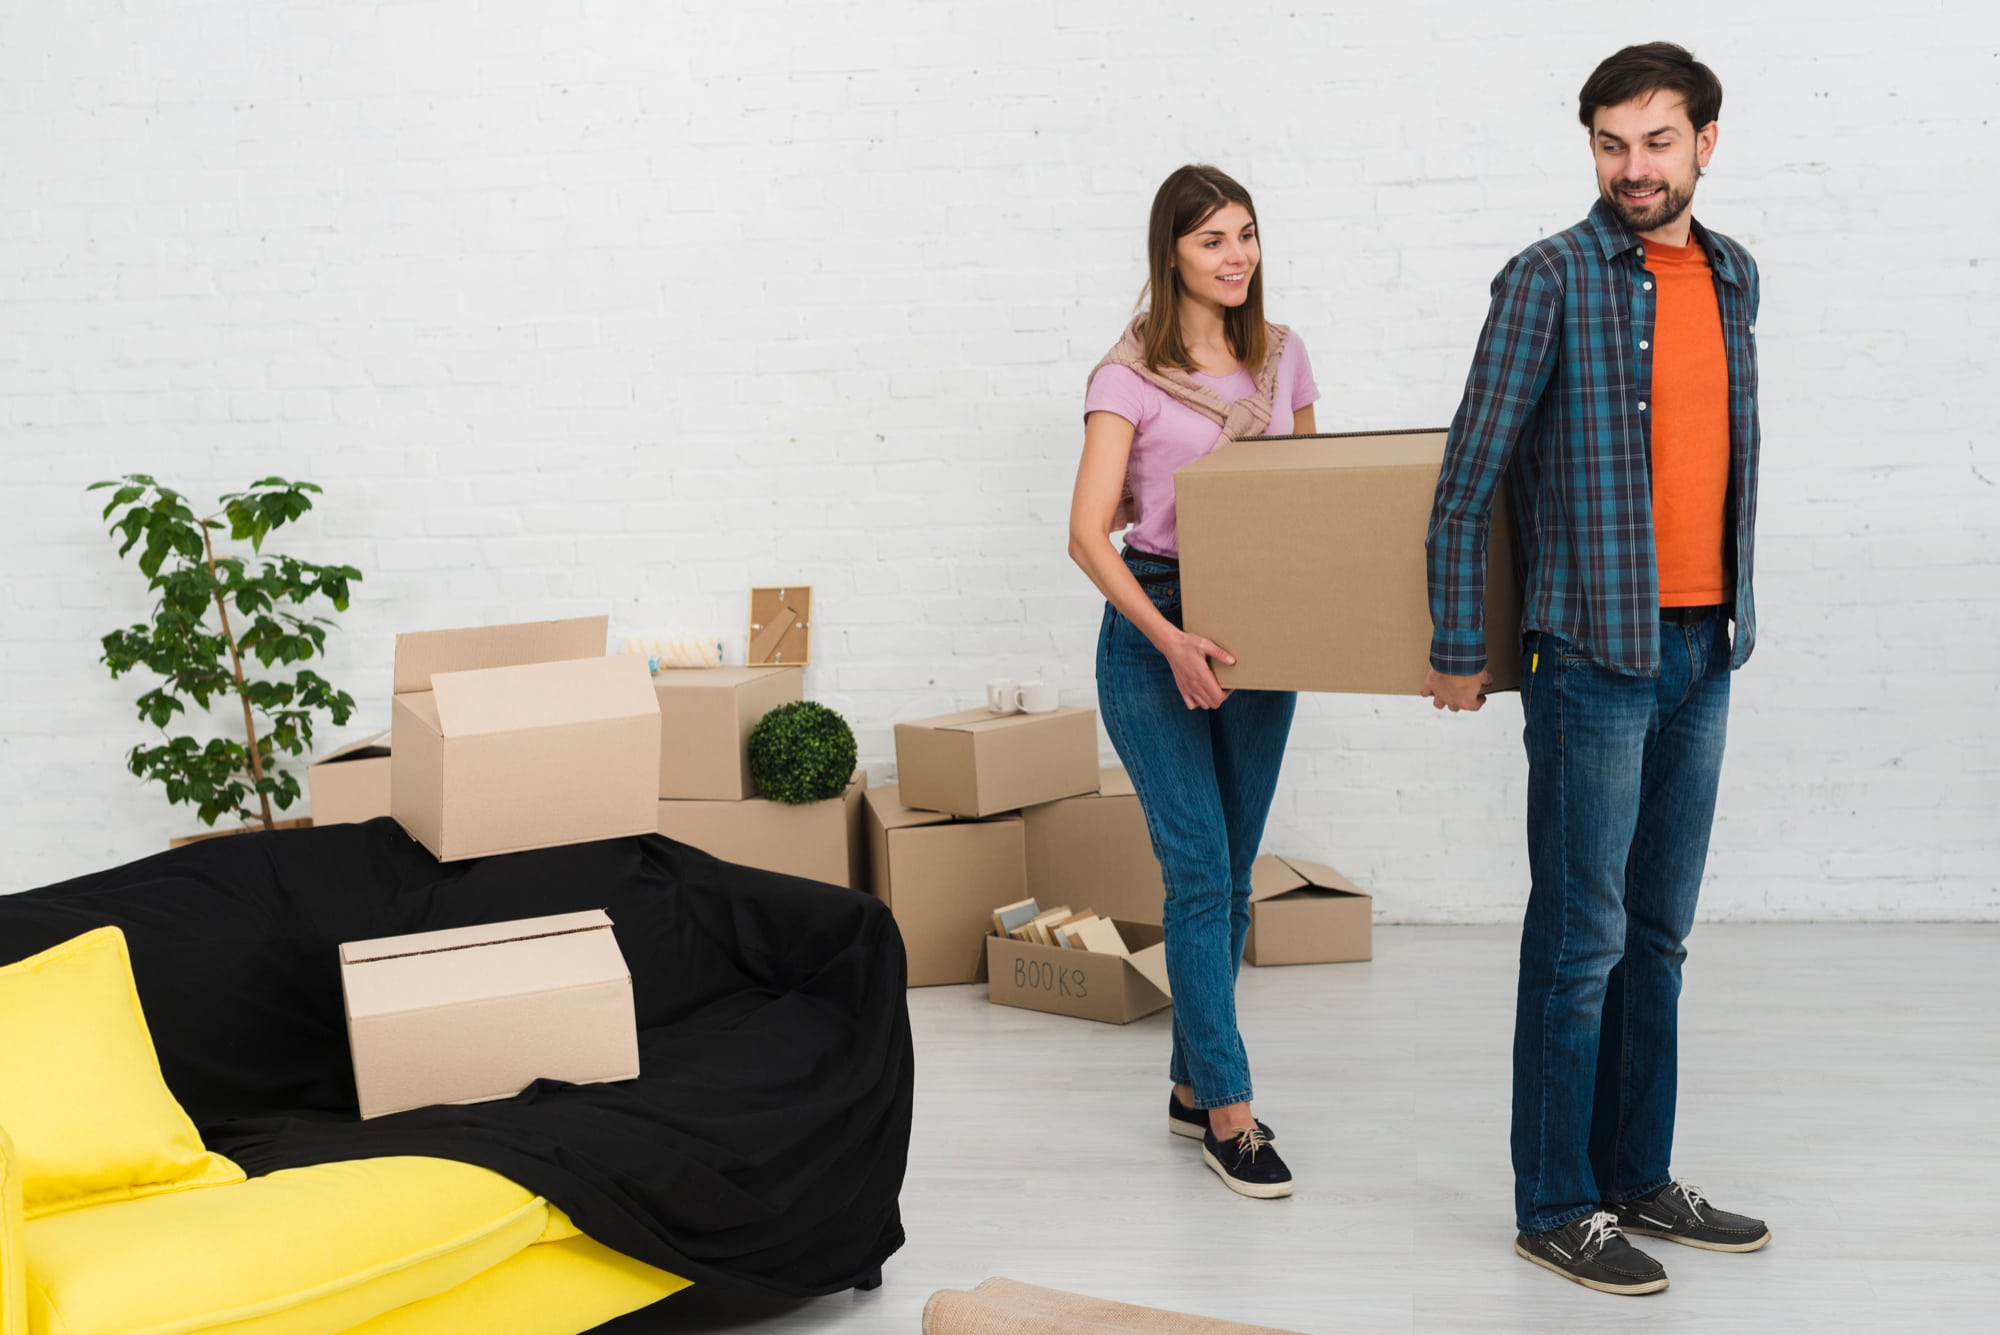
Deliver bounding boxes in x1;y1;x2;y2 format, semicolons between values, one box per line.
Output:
1426;198;1762;678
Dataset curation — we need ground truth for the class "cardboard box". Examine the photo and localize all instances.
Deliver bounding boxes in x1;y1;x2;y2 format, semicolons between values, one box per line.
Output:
1243;854;1374;966
657;771;868;888
339;909;640;1120
652;665;802;800
1176;430;1524;695
1020;767;1165;926
985;920;1171;1024
864;784;1026;987
306;731;392;826
892;706;1099;818
390;615;661;862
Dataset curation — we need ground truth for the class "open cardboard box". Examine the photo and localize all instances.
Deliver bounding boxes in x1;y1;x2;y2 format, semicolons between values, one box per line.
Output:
306;730;392;826
864;784;1026;987
654;665;802;800
1243;854;1374;966
657;771;867;889
985;919;1171;1024
893;706;1099;818
1176;429;1524;694
1020;767;1164;925
340;908;640;1120
390;615;660;861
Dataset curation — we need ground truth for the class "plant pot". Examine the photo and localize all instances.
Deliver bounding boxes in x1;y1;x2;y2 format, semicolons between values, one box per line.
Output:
168;817;313;849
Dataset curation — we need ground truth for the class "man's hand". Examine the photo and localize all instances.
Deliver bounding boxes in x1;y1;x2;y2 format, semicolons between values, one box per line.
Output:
1422;668;1493;713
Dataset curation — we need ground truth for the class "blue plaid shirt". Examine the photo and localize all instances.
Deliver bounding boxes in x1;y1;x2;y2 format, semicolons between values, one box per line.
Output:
1427;198;1762;678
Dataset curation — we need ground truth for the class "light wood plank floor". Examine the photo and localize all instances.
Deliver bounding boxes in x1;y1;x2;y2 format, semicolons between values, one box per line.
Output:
611;924;2000;1334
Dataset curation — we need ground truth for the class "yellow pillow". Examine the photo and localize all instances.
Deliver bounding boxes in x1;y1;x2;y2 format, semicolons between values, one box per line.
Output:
0;926;243;1218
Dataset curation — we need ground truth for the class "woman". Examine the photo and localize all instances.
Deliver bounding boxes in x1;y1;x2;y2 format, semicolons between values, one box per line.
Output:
1068;164;1317;1200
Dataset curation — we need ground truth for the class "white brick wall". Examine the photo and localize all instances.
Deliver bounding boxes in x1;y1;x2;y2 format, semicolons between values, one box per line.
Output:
3;1;1995;920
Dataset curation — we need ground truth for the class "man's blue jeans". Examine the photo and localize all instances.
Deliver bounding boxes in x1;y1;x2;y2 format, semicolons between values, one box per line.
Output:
1513;616;1732;1233
1096;552;1295;1109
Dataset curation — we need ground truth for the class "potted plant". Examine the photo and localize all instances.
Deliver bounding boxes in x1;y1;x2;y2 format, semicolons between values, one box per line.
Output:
91;474;362;837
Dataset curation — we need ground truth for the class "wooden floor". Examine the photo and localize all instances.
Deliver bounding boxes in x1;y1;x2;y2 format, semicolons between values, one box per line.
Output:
608;924;2000;1334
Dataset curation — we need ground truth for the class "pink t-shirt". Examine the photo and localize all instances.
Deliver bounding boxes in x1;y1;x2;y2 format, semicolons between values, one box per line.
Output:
1084;333;1319;557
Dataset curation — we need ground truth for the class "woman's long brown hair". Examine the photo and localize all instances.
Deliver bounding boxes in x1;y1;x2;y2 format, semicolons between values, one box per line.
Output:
1136;164;1267;373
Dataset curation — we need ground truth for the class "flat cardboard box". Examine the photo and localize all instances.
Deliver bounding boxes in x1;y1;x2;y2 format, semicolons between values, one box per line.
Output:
306;731;392;826
1243;854;1374;966
893;706;1100;818
1176;430;1524;695
656;771;868;888
864;784;1027;987
985;919;1171;1024
390;615;661;862
340;909;640;1120
654;665;803;800
1020;767;1165;926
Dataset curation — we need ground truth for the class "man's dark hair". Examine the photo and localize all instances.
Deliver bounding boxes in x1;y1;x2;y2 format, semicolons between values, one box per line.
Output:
1578;43;1722;131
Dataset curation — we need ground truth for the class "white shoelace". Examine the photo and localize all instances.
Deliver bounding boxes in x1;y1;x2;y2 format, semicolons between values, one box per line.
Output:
1665;1178;1709;1221
1577;1210;1623;1256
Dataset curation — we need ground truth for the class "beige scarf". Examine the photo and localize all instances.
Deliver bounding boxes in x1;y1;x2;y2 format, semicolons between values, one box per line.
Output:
1088;315;1291;531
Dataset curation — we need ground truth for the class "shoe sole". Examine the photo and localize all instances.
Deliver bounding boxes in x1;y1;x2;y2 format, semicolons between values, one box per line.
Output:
1514;1241;1668;1295
1200;1148;1293;1199
1620;1225;1771;1253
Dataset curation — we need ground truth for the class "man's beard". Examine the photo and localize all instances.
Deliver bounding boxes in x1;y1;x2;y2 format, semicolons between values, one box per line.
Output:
1604;174;1696;233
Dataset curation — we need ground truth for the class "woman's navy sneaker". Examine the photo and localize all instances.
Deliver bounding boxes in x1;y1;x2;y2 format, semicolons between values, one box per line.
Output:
1200;1125;1293;1199
1514;1211;1668;1295
1168;1093;1273;1143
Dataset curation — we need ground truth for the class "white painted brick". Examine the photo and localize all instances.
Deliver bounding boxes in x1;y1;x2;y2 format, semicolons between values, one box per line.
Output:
1;0;1994;917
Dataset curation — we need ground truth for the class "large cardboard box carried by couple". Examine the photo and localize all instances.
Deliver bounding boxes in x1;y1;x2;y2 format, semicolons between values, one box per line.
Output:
1176;428;1525;695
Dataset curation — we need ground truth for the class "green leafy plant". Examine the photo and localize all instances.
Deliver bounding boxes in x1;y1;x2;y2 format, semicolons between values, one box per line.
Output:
90;474;361;830
747;701;858;805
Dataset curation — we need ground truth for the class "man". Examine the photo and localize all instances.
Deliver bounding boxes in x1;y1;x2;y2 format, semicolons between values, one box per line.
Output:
1422;42;1772;1296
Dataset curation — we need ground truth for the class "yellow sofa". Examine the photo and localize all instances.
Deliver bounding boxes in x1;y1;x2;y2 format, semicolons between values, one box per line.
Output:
0;928;689;1335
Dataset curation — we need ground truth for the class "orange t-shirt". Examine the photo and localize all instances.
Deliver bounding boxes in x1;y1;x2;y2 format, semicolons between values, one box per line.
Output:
1645;236;1732;607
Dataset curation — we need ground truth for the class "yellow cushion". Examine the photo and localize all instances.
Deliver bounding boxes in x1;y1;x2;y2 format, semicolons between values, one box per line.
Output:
3;1122;25;1335
0;927;242;1219
345;1220;692;1335
24;1156;550;1335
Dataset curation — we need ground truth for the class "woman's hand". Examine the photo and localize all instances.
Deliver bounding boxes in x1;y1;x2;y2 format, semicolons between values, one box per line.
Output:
1157;627;1234;710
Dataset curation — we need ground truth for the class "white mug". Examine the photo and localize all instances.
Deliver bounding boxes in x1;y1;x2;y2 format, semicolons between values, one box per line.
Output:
1016;681;1059;714
986;678;1020;715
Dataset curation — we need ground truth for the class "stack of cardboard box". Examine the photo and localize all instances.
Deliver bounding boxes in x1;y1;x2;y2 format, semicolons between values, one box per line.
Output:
311;614;663;1117
650;666;868;889
871;705;1161;989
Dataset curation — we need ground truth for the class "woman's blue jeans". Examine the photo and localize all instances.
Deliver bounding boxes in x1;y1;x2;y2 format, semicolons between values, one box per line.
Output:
1095;552;1296;1110
1512;618;1732;1233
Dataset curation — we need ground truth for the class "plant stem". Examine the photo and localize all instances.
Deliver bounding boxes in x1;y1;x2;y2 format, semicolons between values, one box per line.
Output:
202;516;273;831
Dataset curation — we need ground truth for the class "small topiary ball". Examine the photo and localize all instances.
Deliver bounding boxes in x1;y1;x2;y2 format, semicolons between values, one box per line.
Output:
747;700;859;805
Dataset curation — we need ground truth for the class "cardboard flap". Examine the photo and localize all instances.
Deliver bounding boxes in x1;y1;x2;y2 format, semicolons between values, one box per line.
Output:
1097;767;1134;799
341;909;615;964
1270;854;1368;898
312;730;390;766
1126;943;1173;999
1247;853;1310;904
652;665;796;693
430;654;657;738
393;616;610;695
863;784;956;832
